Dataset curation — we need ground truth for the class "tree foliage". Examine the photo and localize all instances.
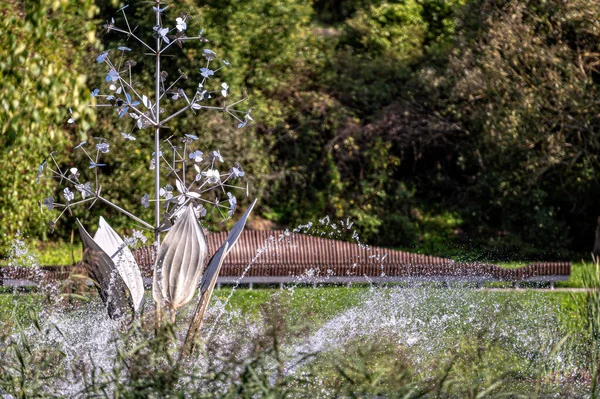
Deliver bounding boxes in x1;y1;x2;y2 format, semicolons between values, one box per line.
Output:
1;0;600;258
0;0;97;250
410;0;600;255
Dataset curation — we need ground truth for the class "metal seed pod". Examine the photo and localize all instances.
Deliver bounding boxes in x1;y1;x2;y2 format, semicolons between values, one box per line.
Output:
152;204;208;311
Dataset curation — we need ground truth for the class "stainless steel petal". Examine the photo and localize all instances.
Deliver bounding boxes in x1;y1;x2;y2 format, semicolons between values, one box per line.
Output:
77;219;134;320
182;242;229;357
153;204;208;310
93;217;145;311
199;198;257;294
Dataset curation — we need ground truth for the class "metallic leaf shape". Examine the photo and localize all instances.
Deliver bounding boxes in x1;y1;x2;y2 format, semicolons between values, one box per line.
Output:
153;205;208;311
182;242;229;357
199;199;257;294
93;217;145;311
77;220;134;320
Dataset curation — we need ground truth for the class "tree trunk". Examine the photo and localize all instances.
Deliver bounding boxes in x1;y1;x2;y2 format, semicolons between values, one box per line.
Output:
594;217;600;260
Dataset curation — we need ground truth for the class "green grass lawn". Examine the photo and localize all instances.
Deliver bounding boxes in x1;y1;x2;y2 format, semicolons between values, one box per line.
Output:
556;261;588;288
0;287;368;329
0;240;82;267
0;286;586;331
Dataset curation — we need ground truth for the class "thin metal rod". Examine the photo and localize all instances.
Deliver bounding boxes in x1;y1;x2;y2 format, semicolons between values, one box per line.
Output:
196;105;227;111
182;143;187;186
161;75;183;100
45;170;152;230
97;196;154;230
154;0;164;329
117;78;158;124
159;32;180;53
154;7;162;245
160;104;190;125
110;26;157;54
225;97;248;109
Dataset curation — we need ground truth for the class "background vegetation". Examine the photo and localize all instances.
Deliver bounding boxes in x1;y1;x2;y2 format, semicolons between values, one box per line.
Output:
1;0;599;260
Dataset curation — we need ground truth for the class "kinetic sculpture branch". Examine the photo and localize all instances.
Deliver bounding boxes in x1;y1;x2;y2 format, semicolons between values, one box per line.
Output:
36;1;257;356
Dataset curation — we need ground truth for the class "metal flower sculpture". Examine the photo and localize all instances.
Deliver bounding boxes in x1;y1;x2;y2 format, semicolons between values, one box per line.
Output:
36;1;257;345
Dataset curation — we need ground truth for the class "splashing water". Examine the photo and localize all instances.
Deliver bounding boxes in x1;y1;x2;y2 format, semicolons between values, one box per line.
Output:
6;232;39;269
0;224;591;397
1;283;590;396
295;287;564;361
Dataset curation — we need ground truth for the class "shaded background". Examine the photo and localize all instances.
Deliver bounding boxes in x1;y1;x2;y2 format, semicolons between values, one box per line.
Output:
1;0;599;260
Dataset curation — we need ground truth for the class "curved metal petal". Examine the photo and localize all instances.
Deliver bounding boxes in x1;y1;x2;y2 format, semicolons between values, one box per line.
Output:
77;220;134;320
182;242;229;357
199;198;257;294
93;217;145;311
182;199;257;357
153;204;208;311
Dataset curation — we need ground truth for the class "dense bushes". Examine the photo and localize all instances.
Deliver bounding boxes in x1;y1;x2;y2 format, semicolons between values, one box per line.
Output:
409;0;600;256
0;0;97;250
307;0;600;256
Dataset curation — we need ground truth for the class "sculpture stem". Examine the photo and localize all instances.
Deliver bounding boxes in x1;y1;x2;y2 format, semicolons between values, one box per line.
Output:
180;289;211;358
154;0;163;330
